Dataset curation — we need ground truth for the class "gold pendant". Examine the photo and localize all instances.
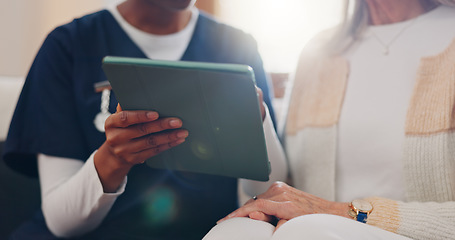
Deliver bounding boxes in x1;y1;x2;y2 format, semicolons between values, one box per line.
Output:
383;47;389;55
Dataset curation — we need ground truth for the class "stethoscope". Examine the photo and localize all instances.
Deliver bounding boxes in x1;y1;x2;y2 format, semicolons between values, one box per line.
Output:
93;81;112;132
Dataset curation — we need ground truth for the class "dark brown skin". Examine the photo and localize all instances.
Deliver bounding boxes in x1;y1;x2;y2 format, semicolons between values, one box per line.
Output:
96;85;267;193
256;86;266;120
94;0;198;193
94;0;268;194
95;105;188;193
117;0;195;35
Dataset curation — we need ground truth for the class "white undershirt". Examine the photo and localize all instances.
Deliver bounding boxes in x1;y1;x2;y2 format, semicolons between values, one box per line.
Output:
336;5;455;202
38;5;286;237
39;113;284;237
107;3;199;61
39;4;198;237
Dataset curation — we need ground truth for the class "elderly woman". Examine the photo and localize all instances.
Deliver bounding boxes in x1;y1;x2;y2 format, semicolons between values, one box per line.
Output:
205;0;455;239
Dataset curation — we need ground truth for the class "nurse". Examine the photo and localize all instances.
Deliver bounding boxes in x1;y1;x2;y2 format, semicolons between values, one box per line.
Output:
3;0;285;239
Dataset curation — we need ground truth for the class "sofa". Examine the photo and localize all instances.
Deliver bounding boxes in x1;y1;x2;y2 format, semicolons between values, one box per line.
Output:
0;76;41;238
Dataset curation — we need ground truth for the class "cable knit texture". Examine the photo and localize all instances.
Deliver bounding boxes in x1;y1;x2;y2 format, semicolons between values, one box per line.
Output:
285;39;455;239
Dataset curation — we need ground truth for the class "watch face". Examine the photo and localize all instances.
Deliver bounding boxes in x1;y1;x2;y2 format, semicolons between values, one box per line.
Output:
352;199;373;212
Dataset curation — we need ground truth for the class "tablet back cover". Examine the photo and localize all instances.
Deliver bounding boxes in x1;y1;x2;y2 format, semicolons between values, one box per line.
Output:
102;56;270;181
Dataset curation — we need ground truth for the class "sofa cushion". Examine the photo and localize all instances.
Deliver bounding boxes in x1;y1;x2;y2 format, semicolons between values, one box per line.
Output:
0;76;24;141
0;76;41;238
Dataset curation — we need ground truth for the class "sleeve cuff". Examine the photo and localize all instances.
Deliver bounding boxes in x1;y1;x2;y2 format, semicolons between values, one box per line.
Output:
364;197;400;234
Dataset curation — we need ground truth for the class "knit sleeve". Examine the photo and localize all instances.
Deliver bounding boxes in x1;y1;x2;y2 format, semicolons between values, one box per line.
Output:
365;197;455;240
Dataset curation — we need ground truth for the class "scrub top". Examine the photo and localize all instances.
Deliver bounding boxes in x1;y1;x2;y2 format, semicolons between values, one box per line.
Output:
3;10;275;240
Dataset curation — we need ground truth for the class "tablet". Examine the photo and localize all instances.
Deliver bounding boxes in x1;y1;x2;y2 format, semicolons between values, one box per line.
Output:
102;56;270;181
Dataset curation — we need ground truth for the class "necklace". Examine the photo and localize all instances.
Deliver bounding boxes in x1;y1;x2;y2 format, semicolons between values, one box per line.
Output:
370;17;418;55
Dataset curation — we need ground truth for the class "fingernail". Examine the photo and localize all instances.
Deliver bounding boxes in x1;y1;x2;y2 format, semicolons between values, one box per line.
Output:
174;138;185;145
169;119;181;127
177;131;188;138
216;213;234;224
216;218;226;224
119;111;127;121
147;112;158;119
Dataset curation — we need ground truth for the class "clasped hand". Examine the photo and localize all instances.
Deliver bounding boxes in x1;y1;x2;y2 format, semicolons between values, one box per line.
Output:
218;182;350;230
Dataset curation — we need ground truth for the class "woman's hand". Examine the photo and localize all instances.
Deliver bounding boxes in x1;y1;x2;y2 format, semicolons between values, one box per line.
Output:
95;106;188;192
218;182;351;230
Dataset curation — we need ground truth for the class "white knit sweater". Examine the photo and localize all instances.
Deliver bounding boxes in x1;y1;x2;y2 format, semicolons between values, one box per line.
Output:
284;37;455;240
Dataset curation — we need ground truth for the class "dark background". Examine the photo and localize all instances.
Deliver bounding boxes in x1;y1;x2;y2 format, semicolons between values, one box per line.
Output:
0;141;41;239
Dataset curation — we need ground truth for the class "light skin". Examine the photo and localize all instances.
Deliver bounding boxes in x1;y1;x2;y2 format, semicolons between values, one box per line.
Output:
218;0;439;231
365;0;438;25
218;181;351;229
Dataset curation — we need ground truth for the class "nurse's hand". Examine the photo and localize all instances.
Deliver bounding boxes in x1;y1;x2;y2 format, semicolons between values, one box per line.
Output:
95;105;188;192
256;86;266;121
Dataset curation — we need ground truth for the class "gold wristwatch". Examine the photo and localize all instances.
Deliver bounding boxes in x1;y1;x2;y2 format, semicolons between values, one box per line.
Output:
348;199;373;223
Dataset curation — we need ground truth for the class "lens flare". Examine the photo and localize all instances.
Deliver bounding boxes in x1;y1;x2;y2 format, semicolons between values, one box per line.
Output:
143;187;178;226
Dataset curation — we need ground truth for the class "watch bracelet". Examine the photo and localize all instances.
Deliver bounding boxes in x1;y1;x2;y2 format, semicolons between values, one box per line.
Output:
348;209;357;219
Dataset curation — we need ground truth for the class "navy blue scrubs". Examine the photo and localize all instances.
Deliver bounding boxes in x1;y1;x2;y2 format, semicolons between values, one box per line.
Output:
3;10;276;240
